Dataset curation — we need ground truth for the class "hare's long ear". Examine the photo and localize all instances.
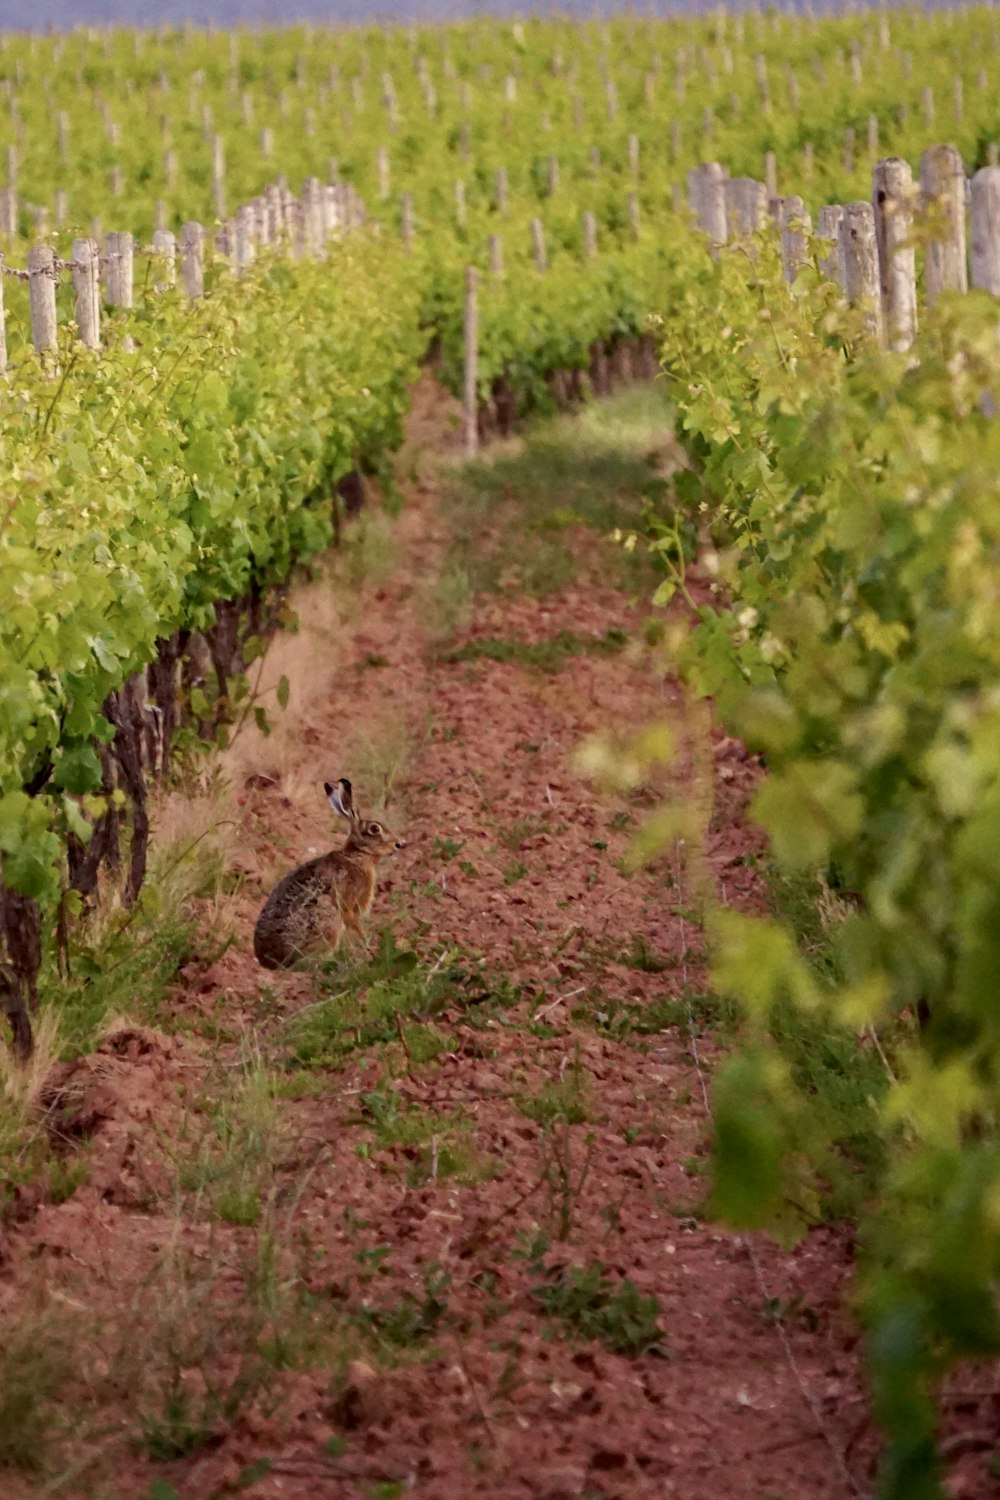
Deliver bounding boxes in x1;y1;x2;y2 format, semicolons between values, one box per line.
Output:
324;778;356;822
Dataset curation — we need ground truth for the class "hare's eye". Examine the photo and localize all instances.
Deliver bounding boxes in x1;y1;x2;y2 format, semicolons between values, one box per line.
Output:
367;822;382;836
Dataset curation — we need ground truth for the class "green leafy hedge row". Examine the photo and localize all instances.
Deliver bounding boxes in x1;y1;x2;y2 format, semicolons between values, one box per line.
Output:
651;223;1000;1500
0;239;423;912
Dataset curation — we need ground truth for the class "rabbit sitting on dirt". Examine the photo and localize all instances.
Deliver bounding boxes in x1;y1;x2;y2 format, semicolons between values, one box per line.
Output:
253;779;402;970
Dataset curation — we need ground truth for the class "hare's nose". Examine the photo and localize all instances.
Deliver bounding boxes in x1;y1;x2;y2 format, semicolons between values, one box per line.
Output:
394;839;405;851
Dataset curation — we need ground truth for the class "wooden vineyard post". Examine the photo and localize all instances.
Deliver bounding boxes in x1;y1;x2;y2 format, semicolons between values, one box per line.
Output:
235;204;255;274
72;237;100;348
818;205;844;280
454;179;466;229
779;195;811;282
582;210;597;258
970;166;1000;294
28;246;57;355
531;217;547;271
105;231;133;309
837;202;884;342
872;157;917;351
920;144;968;303
463;266;478;459
212;133;226;220
0;186;16;235
0;261;8;374
628;192;640;236
691;162;727;248
105;231;135;350
725;177;767;235
151;227;176;288
488;233;503;278
182;221;204;298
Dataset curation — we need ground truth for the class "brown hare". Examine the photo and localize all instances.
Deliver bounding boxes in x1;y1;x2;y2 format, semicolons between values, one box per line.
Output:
253;779;402;970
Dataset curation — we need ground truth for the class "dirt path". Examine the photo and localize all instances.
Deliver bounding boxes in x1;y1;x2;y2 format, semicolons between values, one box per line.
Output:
3;378;872;1500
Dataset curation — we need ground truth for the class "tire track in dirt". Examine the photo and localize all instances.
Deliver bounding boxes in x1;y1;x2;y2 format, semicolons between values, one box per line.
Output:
2;377;871;1500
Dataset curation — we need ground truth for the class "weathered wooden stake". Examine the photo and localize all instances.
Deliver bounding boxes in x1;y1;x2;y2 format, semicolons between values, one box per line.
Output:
181;221;204;298
725;177;767;235
970;165;1000;295
212;133;225;219
838;201;884;340
151;227;177;287
692;162;727;247
817;205;844;280
28;246;57;354
582;210;597;258
872;157;917;350
488;233;503;277
531;216;547;271
780;195;812;282
235;204;256;274
463;266;478;459
0;257;7;373
920;143;968;303
72;236;100;347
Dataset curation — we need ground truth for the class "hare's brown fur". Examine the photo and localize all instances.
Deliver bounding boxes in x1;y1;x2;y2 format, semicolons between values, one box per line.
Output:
253;781;400;970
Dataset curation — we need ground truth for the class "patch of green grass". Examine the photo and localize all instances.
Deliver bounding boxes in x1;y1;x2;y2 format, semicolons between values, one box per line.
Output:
0;1306;75;1472
497;815;547;852
444;626;627;675
433;835;466;862
504;861;529;886
285;931;519;1070
420;558;473;644
356;1264;451;1352
442;386;679;598
174;1047;285;1227
735;863;898;1221
531;1261;663;1356
622;934;673;973
359;1084;492;1186
579;978;735;1043
336;510;398;592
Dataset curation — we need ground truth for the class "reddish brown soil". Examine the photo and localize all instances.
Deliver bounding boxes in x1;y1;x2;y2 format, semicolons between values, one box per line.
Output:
1;378;900;1500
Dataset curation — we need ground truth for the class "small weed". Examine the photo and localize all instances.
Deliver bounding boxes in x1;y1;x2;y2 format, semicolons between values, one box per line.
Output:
286;933;518;1070
433;836;466;862
46;1153;89;1205
538;1123;596;1241
174;1046;284;1227
498;814;546;852
504;861;529;886
421;559;473;643
0;1306;75;1471
357;1264;451;1351
337;511;398;592
518;1054;593;1126
359;1084;490;1186
623;934;672;973
531;1261;663;1356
